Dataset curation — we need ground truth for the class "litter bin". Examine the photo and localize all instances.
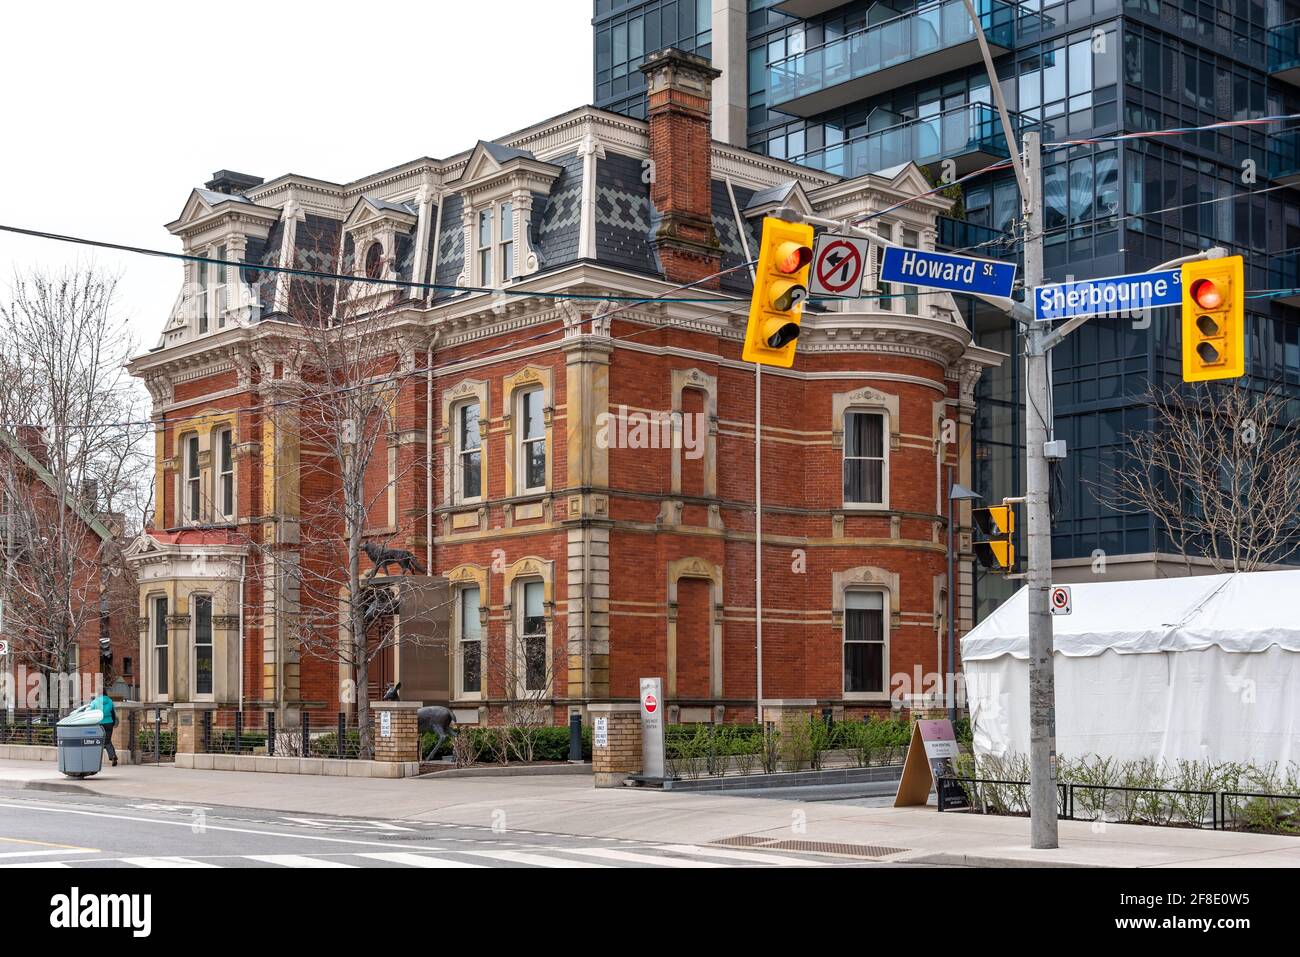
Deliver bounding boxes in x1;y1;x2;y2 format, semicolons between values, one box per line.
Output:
56;704;106;778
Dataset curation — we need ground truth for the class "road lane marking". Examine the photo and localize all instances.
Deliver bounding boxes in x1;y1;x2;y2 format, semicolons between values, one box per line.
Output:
0;849;103;859
456;849;612;868
121;856;220;868
0;861;70;868
357;852;485;868
0;836;98;852
245;855;357;868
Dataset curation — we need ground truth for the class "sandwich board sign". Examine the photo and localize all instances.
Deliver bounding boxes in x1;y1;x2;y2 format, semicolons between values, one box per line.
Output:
808;233;869;299
894;718;969;809
639;677;666;779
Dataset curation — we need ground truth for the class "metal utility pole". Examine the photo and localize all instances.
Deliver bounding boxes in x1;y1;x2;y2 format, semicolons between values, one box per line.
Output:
1020;130;1059;849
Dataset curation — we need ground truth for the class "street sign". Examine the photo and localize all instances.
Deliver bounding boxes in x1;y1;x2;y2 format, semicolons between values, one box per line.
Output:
1050;585;1072;616
380;710;392;738
1034;269;1181;322
594;716;608;748
880;245;1017;298
0;640;8;656
808;233;869;299
639;677;666;779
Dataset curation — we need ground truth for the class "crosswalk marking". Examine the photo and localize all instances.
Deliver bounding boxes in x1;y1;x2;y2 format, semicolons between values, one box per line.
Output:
652;844;830;867
456;848;612;868
245;855;357;868
0;849;98;859
121;857;219;868
558;847;726;868
357;852;484;868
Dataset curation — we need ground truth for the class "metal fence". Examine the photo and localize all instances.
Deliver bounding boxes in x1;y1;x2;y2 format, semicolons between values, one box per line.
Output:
0;709;61;746
939;776;1300;834
200;710;363;759
128;707;174;763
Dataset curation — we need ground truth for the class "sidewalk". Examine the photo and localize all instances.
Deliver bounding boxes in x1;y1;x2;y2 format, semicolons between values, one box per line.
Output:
2;759;1296;867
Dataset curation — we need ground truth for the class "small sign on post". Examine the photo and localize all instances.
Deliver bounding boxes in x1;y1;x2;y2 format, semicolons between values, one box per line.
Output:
880;245;1017;298
0;639;9;656
808;233;869;299
639;677;666;779
1050;585;1072;616
894;719;969;809
380;710;392;739
594;716;608;749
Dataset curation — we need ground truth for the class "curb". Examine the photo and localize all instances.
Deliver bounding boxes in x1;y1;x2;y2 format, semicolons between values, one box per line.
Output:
902;851;1104;868
418;763;593;779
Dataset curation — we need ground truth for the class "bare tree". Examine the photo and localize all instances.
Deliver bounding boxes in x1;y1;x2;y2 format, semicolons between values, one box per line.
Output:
239;238;442;759
0;267;151;709
1096;381;1300;572
481;633;565;764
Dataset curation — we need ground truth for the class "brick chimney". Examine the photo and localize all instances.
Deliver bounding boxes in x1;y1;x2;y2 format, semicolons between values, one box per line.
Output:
639;48;723;288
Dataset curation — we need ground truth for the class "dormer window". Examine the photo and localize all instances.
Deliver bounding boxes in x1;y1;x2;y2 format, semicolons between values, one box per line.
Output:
477;210;493;286
364;241;384;280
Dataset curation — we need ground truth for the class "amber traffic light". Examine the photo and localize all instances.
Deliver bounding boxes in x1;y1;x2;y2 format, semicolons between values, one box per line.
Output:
1181;256;1244;383
743;218;814;368
972;505;1016;572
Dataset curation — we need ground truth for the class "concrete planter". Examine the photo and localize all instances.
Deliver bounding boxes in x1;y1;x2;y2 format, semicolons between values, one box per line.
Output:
175;752;419;778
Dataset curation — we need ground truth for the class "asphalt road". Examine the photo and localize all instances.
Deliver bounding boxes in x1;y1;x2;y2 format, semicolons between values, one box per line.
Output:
0;787;887;868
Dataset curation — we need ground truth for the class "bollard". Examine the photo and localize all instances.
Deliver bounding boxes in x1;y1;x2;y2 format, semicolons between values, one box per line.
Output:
267;711;276;756
568;712;583;762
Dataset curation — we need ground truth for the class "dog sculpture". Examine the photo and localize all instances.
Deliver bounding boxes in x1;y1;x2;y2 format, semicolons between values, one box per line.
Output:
362;541;427;578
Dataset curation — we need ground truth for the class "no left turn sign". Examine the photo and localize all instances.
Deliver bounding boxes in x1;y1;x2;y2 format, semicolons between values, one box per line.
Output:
1050;585;1072;616
809;233;869;299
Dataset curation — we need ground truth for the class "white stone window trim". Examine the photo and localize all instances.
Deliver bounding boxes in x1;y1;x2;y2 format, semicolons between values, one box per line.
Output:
513;578;549;696
149;593;171;703
214;426;236;523
182;432;203;525
841;587;890;702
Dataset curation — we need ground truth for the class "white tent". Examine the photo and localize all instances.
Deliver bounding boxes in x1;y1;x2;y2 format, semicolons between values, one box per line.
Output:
961;570;1300;766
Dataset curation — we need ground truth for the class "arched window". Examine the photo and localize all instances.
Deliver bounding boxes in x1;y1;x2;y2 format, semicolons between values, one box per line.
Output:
364;242;384;280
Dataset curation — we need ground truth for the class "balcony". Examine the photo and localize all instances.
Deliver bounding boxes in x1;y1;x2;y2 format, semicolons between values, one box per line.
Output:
772;0;854;17
767;0;1017;117
1268;20;1300;87
791;103;1036;180
1268;128;1300;186
1265;248;1300;307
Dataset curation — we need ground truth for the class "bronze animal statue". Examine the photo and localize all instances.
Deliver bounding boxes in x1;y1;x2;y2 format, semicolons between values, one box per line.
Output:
380;683;456;759
362;541;427;578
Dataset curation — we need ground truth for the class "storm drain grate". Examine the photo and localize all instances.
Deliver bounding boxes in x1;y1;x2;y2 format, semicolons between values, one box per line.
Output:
711;835;908;859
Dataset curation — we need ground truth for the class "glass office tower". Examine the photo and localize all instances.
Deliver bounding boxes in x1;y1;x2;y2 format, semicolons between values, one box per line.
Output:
595;0;1300;617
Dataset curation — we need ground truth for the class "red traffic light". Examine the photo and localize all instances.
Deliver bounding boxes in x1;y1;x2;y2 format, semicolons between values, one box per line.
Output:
774;240;812;274
1190;277;1223;310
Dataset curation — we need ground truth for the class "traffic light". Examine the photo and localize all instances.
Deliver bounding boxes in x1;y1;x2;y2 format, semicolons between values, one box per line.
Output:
743;217;814;368
1181;255;1244;383
972;505;1015;572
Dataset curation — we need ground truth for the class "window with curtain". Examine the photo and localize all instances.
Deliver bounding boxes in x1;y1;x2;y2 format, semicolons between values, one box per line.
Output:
457;402;482;501
193;595;213;696
844;590;885;694
844;411;886;505
458;586;481;697
520;581;546;692
518;388;545;492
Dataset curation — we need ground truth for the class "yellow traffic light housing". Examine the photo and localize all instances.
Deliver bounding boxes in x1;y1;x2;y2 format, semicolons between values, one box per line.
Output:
1181;255;1244;382
743;218;814;368
973;505;1016;572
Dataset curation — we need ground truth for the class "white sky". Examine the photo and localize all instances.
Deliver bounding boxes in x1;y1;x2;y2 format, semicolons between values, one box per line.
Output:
0;0;593;356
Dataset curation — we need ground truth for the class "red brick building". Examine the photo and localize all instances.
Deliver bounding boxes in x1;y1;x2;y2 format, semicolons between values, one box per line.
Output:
0;427;131;709
125;49;1001;728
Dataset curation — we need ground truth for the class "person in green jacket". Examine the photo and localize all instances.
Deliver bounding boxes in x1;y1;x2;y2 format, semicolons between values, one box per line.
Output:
89;692;118;767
